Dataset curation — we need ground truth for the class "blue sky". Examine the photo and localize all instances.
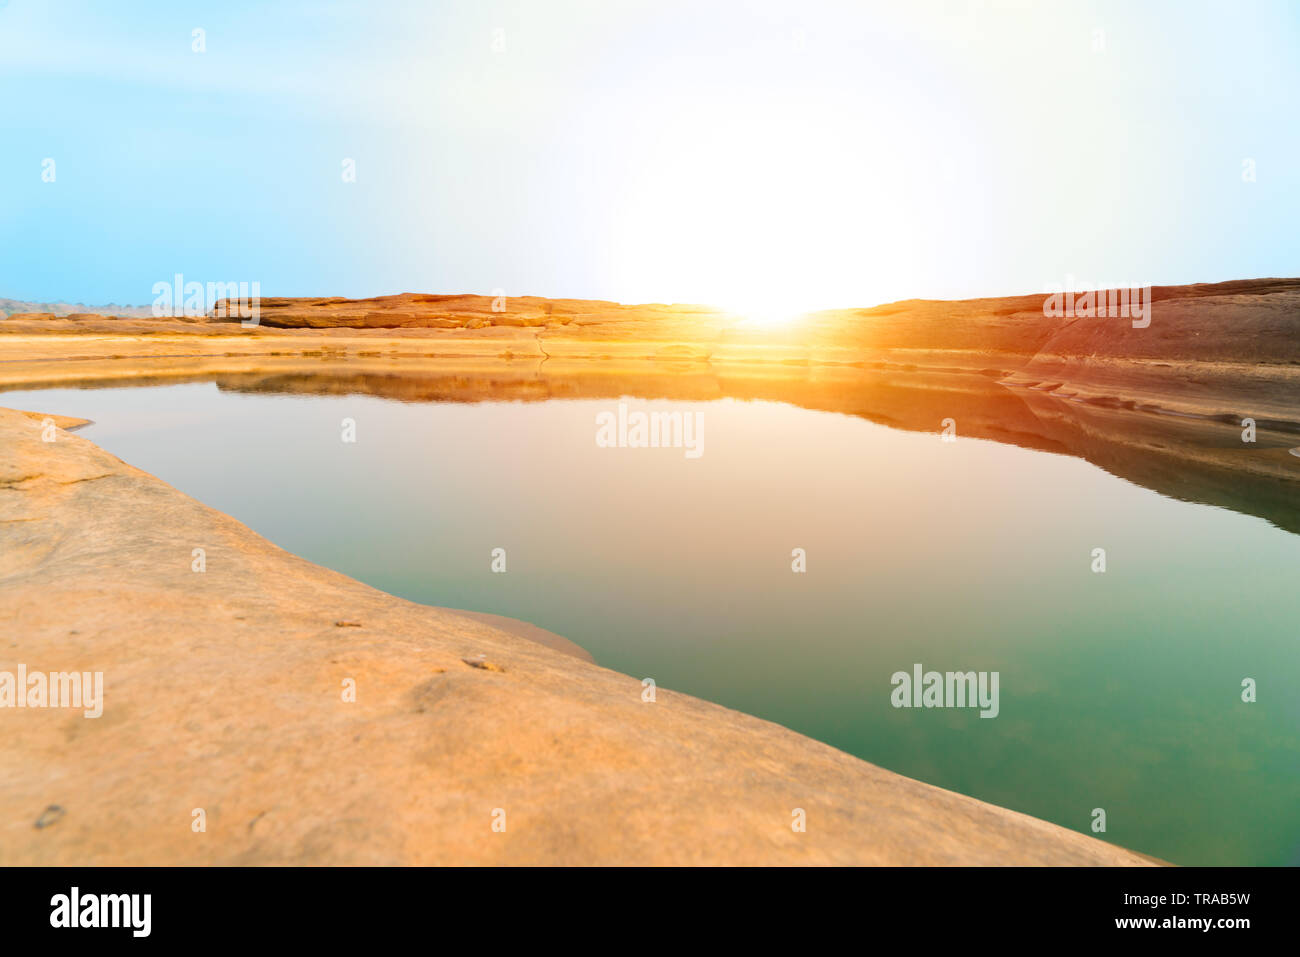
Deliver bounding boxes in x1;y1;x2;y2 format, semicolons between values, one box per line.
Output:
1;0;1297;310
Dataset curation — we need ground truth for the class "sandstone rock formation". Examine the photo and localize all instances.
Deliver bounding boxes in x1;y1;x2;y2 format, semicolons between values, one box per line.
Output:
2;278;1294;864
0;407;1155;865
4;279;1296;428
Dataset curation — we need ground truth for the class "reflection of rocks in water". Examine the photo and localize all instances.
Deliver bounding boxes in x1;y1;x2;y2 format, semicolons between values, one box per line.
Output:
206;359;1300;537
5;275;1298;536
1012;390;1300;536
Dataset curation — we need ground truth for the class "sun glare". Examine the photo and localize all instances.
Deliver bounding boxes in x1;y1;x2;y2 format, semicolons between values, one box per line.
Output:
729;300;813;329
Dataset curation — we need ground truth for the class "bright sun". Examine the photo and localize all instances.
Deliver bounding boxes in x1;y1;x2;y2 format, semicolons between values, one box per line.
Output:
726;296;816;329
609;99;901;322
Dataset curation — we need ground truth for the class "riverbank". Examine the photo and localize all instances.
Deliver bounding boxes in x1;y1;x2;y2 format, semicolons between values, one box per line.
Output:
0;406;1156;865
3;278;1297;427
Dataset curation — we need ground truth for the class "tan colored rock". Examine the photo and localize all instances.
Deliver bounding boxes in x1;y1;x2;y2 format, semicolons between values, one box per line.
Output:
0;407;1156;865
3;280;1297;428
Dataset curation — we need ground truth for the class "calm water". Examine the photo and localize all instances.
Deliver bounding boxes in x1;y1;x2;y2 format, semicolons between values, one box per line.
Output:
9;382;1300;865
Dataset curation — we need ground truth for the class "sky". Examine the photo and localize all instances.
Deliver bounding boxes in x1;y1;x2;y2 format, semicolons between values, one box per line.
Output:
1;0;1298;312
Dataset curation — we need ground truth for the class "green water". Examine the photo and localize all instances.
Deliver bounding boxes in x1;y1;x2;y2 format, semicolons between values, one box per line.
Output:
9;383;1299;865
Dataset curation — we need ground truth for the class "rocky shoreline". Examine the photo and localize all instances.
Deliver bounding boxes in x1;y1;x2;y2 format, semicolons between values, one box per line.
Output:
0;406;1156;865
4;279;1294;864
4;278;1297;426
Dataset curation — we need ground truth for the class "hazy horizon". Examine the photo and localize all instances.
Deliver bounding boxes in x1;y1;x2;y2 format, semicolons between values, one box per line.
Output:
4;273;1299;318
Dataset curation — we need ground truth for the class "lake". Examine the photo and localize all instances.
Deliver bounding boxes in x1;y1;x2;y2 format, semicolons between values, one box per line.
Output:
6;380;1299;865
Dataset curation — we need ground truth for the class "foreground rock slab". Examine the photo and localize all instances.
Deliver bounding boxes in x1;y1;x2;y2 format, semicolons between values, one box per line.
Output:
0;408;1155;865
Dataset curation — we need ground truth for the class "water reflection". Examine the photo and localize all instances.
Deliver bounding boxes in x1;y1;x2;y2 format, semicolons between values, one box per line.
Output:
3;365;1298;865
16;358;1292;533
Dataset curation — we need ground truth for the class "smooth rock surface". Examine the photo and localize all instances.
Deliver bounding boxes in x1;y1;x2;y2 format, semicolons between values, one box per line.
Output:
0;407;1156;865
